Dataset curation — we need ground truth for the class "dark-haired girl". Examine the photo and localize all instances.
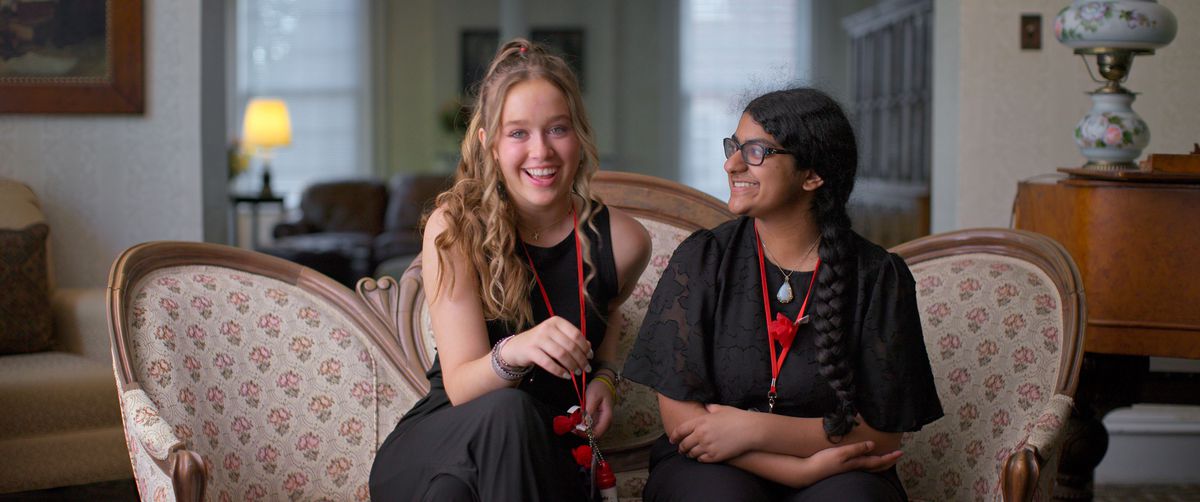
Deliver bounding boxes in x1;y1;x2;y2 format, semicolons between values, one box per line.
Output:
623;88;942;501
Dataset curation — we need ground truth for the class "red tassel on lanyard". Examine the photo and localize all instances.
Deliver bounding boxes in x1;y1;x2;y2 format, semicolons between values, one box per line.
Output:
523;209;608;480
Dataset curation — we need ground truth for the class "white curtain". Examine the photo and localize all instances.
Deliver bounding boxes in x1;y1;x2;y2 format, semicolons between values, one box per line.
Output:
680;0;811;201
235;0;372;206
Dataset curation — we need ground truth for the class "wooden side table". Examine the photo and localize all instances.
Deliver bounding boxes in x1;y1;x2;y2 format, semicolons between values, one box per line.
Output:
228;193;285;249
1014;175;1200;500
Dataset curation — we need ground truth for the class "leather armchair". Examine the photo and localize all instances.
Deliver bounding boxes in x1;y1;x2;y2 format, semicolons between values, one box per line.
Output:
260;180;389;287
260;175;452;288
373;173;453;263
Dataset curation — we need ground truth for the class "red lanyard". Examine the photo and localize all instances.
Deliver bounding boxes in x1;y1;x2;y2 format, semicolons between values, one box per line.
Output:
754;222;820;413
522;209;587;412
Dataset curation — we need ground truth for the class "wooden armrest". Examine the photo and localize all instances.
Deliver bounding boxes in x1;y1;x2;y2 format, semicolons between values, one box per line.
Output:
1001;445;1041;502
170;449;207;502
123;388;208;501
1000;394;1074;501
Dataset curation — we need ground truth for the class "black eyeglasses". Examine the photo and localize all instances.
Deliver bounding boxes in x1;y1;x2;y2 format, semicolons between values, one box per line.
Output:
723;137;792;166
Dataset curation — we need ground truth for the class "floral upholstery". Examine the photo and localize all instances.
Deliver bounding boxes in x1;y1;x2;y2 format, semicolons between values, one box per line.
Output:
116;265;416;502
600;218;691;452
899;254;1075;502
615;467;649;502
123;388;182;461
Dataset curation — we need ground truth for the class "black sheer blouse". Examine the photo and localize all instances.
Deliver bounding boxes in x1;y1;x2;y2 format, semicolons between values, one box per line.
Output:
624;217;942;432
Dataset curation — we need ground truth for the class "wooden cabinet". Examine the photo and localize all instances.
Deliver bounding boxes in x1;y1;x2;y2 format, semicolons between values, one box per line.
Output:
1014;177;1200;359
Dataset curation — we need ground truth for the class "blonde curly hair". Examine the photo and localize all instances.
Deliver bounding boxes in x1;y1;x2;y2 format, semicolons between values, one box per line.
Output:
429;38;602;329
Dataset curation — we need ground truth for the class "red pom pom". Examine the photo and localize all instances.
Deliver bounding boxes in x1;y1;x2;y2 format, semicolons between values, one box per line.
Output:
553;415;574;435
768;313;798;348
572;445;593;467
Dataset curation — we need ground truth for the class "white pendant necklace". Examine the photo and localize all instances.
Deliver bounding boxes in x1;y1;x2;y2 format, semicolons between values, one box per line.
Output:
776;269;796;304
759;235;819;304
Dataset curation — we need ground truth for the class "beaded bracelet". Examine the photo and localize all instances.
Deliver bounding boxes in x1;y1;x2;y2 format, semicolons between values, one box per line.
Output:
491;335;531;381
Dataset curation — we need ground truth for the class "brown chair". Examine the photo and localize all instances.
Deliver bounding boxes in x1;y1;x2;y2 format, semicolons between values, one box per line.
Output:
891;229;1085;501
107;242;427;501
373;173;454;264
386;171;734;499
262;179;389;286
264;175;453;287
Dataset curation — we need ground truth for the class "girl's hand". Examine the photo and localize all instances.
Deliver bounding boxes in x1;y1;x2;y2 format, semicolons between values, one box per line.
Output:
502;316;592;379
671;404;761;463
802;441;903;483
585;378;616;438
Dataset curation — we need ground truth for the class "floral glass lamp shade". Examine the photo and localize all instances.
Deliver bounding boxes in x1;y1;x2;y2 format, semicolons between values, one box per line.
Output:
242;98;293;197
1055;0;1177;170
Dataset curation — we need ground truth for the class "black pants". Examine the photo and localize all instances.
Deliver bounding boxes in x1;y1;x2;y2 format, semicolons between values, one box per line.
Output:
642;435;907;502
369;388;589;502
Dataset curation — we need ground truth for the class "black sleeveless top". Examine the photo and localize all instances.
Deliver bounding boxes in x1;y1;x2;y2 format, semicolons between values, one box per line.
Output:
401;205;620;421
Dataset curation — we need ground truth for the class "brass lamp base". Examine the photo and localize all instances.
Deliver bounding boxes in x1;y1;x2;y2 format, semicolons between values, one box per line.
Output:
259;163;274;199
1081;160;1137;171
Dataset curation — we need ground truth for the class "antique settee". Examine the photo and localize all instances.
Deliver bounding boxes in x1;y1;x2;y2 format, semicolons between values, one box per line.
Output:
107;172;1083;501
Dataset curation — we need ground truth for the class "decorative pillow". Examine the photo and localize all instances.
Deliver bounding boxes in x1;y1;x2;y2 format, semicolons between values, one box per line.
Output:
0;223;53;354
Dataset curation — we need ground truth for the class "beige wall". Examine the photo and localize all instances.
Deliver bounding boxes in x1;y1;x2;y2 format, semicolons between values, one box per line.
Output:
0;0;204;288
934;0;1200;231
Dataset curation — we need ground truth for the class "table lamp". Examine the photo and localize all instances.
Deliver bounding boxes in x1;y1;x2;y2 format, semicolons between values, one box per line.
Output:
1055;0;1176;171
242;98;292;198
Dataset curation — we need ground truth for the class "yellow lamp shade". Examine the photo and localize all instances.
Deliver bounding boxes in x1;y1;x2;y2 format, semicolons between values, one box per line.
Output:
242;98;292;149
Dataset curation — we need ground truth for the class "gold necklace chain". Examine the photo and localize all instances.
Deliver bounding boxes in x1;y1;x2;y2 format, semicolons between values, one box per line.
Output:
521;205;572;242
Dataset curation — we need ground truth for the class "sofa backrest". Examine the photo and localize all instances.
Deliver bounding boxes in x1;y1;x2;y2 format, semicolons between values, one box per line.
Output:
891;229;1085;502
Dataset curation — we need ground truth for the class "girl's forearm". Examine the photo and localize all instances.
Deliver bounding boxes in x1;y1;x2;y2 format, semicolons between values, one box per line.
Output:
748;413;900;457
726;451;817;489
442;354;521;405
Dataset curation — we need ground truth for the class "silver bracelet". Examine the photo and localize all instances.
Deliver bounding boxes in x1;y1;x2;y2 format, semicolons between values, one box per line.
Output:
593;361;622;385
491;336;531;381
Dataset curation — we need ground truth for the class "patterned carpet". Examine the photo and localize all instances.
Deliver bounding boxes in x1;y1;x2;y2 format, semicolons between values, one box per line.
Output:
2;480;1198;501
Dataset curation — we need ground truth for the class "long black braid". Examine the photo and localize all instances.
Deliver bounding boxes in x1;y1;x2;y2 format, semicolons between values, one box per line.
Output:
746;88;859;440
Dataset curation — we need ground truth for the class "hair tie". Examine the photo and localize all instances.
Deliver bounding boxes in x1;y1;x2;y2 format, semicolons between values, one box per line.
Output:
519;46;527;56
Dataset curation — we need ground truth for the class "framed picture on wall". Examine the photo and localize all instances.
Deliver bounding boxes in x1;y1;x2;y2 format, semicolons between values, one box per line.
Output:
461;29;499;95
531;28;584;88
0;0;144;114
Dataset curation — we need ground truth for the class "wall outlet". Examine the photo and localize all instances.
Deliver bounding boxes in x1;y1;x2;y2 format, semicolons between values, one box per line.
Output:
1021;14;1042;50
